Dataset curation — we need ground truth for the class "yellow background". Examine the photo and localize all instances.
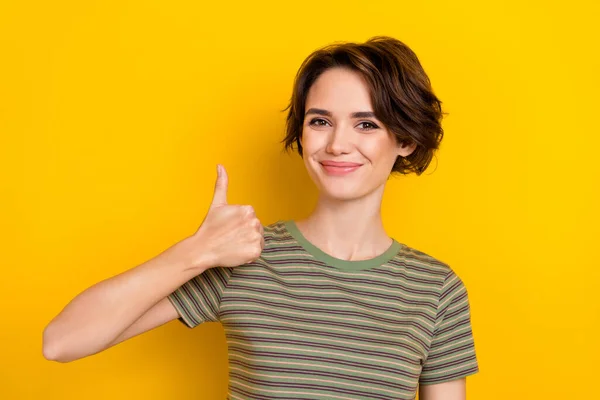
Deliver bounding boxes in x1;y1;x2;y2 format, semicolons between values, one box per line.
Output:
1;0;598;398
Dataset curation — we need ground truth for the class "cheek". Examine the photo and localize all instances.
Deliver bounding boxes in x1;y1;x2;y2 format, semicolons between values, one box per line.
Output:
363;139;397;164
301;130;323;153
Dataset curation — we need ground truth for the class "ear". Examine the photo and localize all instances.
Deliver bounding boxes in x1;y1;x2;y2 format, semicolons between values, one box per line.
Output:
397;140;417;158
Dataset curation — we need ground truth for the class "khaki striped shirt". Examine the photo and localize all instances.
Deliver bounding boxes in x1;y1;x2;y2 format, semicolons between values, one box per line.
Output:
168;219;479;399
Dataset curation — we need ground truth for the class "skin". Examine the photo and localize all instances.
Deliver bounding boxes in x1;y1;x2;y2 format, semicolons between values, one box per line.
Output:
295;66;415;263
294;66;467;400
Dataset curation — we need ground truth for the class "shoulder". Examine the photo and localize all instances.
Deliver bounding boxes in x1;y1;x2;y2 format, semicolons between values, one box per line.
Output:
263;219;287;234
396;242;453;277
258;220;300;256
261;220;292;243
394;242;469;292
396;244;473;314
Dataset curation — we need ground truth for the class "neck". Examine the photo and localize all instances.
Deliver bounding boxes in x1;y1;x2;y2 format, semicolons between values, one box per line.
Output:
295;184;393;261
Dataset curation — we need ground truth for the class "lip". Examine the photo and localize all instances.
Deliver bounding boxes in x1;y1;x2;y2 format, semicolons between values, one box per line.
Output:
319;160;363;176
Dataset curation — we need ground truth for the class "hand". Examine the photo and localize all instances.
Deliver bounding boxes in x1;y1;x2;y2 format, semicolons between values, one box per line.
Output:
187;164;264;269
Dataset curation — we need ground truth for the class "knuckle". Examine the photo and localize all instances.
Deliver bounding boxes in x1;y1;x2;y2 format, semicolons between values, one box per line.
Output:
237;206;251;219
233;205;245;216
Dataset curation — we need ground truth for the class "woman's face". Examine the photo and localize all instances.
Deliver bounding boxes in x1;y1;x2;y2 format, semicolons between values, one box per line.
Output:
300;67;416;201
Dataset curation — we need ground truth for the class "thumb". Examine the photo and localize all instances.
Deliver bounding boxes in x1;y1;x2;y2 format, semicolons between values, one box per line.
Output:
211;164;228;207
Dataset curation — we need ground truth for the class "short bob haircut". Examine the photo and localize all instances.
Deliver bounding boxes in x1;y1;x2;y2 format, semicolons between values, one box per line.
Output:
281;36;445;176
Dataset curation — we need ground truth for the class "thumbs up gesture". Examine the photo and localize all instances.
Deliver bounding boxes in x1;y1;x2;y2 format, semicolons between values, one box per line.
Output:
188;164;264;269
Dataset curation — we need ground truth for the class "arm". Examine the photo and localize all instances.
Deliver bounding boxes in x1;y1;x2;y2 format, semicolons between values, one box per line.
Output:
108;296;179;347
42;164;263;363
419;378;466;400
42;238;212;363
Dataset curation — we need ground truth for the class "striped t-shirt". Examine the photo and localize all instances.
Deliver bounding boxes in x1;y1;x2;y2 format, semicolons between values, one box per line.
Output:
167;219;479;399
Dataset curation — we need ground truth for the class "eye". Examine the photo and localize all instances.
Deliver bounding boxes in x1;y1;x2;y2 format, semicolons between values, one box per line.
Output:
358;121;379;131
308;118;330;127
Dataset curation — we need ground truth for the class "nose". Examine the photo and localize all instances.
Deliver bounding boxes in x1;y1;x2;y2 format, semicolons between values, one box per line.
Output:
325;125;353;155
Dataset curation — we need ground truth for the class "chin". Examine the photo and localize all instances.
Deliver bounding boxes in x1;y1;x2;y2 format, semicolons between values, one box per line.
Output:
317;183;371;201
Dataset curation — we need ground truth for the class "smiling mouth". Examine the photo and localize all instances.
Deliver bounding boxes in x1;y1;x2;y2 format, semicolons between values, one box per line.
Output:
319;162;362;175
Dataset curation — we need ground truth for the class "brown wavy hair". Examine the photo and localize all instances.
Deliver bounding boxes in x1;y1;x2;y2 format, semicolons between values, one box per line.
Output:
281;36;445;176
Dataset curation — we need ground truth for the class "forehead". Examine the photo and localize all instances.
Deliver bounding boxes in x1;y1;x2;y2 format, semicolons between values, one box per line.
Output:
305;67;373;113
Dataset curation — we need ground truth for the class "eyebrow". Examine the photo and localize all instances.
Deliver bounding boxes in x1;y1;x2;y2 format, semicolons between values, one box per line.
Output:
304;108;377;119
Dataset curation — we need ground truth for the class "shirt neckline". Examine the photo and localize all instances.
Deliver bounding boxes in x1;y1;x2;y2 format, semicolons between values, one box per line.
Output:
282;219;402;272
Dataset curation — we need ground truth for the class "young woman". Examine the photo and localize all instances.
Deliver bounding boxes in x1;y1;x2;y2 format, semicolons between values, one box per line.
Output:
43;36;479;399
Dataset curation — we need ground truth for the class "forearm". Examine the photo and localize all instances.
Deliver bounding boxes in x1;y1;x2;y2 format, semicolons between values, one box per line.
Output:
42;237;211;362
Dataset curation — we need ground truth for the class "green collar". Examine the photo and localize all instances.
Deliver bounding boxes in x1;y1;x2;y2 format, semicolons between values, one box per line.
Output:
283;220;402;272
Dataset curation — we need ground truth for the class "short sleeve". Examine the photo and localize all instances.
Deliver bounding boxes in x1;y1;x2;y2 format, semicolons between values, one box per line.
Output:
419;269;479;385
167;266;234;328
